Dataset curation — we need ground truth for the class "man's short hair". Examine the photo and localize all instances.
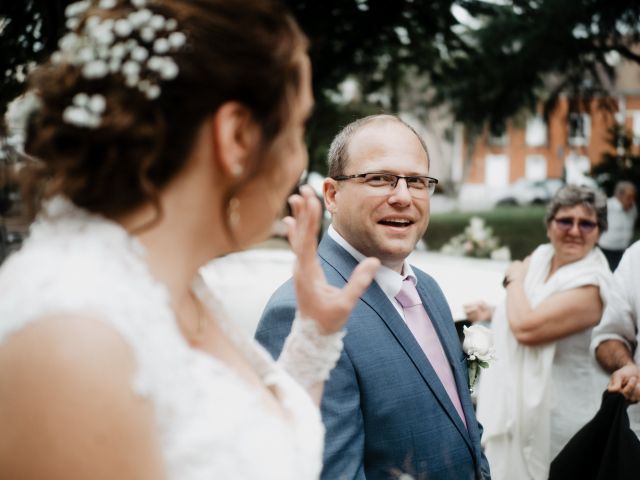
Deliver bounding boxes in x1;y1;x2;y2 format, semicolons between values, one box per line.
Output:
327;114;430;178
614;181;636;197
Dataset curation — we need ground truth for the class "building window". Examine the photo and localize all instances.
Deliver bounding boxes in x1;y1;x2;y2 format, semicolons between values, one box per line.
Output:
525;116;547;147
488;121;508;147
568;112;591;147
525;155;547;181
565;152;591;185
485;154;510;187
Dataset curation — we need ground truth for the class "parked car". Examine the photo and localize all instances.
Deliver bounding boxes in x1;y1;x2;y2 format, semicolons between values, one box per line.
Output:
495;178;564;206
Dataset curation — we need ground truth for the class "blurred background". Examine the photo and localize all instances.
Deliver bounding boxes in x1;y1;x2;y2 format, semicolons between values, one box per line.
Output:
1;0;639;264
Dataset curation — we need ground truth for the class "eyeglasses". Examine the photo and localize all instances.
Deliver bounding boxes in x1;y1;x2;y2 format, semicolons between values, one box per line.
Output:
553;216;598;234
331;172;438;197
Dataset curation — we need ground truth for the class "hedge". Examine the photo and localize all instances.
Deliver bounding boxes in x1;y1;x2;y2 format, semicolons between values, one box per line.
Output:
425;206;640;261
427;206;554;260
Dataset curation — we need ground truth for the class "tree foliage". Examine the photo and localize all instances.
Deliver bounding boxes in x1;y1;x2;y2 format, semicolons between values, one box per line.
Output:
2;0;639;176
283;0;466;172
591;124;640;196
1;0;468;173
0;1;65;116
433;0;640;131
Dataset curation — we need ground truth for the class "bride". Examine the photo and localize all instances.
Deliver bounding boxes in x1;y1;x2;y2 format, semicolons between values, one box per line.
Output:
0;0;378;479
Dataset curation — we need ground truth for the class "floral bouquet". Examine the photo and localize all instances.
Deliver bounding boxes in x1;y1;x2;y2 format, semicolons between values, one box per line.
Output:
440;217;511;261
462;324;495;393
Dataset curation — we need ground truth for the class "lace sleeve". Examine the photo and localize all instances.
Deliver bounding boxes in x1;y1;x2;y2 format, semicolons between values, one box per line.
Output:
277;313;345;389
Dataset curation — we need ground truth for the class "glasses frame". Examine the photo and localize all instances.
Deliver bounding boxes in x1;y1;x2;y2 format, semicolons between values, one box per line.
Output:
331;172;439;196
552;216;599;235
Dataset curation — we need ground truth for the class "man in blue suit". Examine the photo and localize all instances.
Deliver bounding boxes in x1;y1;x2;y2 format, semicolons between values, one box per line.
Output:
256;114;490;480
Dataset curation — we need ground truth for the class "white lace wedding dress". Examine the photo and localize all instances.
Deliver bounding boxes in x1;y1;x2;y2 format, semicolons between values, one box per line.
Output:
0;197;324;479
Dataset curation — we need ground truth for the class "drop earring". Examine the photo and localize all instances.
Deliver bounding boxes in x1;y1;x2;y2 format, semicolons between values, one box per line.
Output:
228;197;240;227
231;164;244;177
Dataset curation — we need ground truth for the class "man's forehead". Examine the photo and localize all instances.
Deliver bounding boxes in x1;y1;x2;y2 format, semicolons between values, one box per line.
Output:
346;119;429;167
350;118;404;142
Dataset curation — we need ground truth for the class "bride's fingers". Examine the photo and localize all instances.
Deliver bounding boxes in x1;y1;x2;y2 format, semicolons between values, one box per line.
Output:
296;186;321;256
286;195;303;248
283;215;296;242
340;257;380;306
290;187;321;259
287;194;303;224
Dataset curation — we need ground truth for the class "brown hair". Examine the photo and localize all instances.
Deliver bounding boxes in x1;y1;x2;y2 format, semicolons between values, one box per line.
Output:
24;0;307;223
327;114;430;178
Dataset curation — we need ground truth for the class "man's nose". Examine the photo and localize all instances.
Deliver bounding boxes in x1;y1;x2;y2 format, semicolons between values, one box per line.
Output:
388;178;412;204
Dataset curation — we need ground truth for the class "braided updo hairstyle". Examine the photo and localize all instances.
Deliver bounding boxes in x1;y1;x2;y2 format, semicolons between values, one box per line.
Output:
24;0;307;221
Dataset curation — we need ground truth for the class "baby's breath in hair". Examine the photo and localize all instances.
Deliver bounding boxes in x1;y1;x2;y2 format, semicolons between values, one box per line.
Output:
53;0;186;129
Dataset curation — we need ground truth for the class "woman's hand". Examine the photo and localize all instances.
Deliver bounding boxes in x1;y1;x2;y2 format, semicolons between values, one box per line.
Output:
504;256;530;286
285;186;379;334
463;301;495;323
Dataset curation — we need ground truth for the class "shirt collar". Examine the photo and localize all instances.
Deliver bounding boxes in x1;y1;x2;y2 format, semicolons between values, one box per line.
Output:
327;224;416;297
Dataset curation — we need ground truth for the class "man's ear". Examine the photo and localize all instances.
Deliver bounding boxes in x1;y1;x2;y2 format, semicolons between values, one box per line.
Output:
210;101;261;179
323;178;338;214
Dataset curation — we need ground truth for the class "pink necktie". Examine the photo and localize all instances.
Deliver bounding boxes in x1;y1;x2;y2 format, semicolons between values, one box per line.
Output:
395;278;467;426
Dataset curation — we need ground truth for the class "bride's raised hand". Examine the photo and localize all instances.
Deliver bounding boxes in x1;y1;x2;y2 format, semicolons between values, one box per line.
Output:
285;185;379;334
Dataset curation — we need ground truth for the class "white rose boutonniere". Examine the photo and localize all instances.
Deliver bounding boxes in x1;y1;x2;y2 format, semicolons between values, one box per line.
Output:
462;324;495;393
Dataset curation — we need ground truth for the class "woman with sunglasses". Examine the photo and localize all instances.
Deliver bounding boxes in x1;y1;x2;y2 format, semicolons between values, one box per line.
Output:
465;184;613;480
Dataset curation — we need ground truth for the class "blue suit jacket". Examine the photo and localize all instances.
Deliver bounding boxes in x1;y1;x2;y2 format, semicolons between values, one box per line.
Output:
255;235;491;480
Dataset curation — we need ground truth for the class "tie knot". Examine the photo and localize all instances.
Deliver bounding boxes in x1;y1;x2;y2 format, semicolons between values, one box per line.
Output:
395;278;422;308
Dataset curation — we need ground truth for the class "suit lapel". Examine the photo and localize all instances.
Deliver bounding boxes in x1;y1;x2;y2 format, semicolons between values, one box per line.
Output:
318;236;474;453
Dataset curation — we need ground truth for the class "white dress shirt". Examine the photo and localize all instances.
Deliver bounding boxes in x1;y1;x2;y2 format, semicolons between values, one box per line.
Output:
591;240;640;436
599;197;637;250
327;224;416;320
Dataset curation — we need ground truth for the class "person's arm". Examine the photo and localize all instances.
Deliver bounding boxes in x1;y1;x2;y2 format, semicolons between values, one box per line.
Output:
503;259;603;346
595;340;640;402
256;301;366;479
279;186;378;404
592;246;640;402
0;314;166;480
286;186;378;336
463;301;495;323
256;296;329;402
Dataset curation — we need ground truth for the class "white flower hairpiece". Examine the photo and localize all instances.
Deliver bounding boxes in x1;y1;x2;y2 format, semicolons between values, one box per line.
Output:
4;91;43;153
55;0;187;129
62;93;106;128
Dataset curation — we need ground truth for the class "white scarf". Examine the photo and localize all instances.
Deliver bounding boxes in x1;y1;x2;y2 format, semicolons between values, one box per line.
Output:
476;244;611;480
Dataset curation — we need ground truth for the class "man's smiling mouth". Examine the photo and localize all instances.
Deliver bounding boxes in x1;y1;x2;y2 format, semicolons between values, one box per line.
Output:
379;218;414;227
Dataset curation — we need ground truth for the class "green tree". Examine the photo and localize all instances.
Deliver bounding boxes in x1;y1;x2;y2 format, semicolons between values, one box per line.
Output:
284;0;467;172
0;1;66;116
591;124;640;196
433;0;640;131
1;0;469;174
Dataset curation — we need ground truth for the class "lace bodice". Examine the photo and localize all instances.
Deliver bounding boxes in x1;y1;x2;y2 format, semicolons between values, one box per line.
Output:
0;198;324;479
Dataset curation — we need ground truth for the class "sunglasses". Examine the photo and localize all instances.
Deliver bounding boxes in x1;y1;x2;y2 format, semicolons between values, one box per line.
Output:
553;216;598;234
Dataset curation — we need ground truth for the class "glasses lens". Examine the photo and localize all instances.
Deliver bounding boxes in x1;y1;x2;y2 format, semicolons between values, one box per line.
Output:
554;217;597;234
361;173;435;198
364;173;396;187
405;177;427;190
578;220;597;234
554;218;573;230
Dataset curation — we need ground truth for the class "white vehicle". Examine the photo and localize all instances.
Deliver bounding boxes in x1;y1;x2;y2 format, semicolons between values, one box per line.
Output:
496;178;564;206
